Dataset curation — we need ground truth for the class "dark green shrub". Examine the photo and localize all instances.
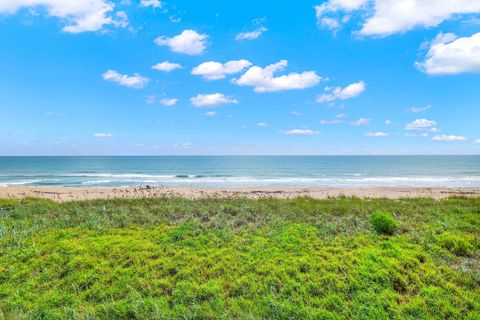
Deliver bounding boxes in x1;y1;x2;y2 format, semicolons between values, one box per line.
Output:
370;211;397;235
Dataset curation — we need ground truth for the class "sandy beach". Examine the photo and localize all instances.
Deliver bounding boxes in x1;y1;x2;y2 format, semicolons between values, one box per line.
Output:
1;186;479;202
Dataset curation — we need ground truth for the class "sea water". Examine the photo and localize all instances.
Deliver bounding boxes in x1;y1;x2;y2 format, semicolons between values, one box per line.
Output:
0;156;479;188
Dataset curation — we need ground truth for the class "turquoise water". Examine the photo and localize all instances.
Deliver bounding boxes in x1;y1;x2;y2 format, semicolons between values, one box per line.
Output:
0;156;479;188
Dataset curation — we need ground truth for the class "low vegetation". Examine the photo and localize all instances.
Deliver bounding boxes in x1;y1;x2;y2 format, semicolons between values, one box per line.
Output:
370;211;397;235
0;196;478;319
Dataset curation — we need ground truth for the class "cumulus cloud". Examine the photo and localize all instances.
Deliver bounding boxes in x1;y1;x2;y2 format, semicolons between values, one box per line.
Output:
190;93;238;107
102;70;149;89
159;98;178;106
315;0;367;31
233;60;322;93
316;81;365;103
192;60;252;80
236;27;268;40
204;111;217;116
283;129;320;136
257;122;269;127
292;111;302;116
155;30;208;55
384;120;392;125
409;105;431;113
416;32;480;75
359;0;480;37
350;118;371;126
0;0;125;33
475;138;480;145
404;118;437;131
140;0;161;8
365;131;388;137
432;135;466;141
93;133;114;138
152;61;182;72
315;1;480;37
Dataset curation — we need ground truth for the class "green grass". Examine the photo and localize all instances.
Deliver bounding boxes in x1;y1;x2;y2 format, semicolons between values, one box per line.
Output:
0;196;479;319
370;211;397;235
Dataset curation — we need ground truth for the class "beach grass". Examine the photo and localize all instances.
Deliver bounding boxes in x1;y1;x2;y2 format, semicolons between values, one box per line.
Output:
0;196;479;319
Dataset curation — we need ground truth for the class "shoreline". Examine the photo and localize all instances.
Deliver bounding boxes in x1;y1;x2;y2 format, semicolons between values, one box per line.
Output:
1;186;480;201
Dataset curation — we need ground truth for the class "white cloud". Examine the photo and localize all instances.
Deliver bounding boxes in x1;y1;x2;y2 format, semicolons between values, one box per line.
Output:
319;17;341;30
350;118;371;126
320;119;343;124
152;61;182;72
316;1;480;37
140;0;161;8
93;133;113;138
292;111;302;116
154;30;208;55
316;81;365;103
190;93;238;108
169;15;181;23
416;32;480;75
365;131;388;137
475;139;480;145
102;70;149;89
317;0;367;13
315;0;367;30
192;60;252;80
0;0;124;33
409;105;431;113
336;113;348;119
159;98;178;106
257;122;269;127
359;1;480;37
384;120;392;125
404;118;437;131
113;11;128;28
236;27;268;40
432;135;466;142
204;111;217;116
233;60;322;93
283;129;320;136
405;132;429;138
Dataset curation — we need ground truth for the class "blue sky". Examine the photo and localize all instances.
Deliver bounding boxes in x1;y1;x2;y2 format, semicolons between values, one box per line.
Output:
0;0;479;155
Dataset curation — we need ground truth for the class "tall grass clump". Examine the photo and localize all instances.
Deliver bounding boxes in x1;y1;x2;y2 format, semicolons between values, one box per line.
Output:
370;211;397;235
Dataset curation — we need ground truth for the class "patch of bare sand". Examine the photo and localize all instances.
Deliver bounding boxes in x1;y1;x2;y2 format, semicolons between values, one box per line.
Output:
0;187;479;202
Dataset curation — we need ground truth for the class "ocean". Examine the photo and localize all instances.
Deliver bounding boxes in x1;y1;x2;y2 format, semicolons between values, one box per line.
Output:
0;156;479;188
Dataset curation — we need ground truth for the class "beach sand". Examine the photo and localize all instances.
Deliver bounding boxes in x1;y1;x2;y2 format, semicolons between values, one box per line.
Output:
1;186;479;202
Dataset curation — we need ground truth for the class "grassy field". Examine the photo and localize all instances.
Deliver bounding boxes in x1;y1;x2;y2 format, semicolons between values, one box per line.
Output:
0;196;478;319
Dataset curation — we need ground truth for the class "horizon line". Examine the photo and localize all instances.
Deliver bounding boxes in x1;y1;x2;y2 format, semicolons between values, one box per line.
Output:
0;154;479;157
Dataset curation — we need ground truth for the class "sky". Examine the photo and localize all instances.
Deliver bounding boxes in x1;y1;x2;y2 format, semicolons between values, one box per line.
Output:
0;0;479;156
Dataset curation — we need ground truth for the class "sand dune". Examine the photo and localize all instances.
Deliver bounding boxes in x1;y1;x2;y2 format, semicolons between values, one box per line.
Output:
0;186;479;202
